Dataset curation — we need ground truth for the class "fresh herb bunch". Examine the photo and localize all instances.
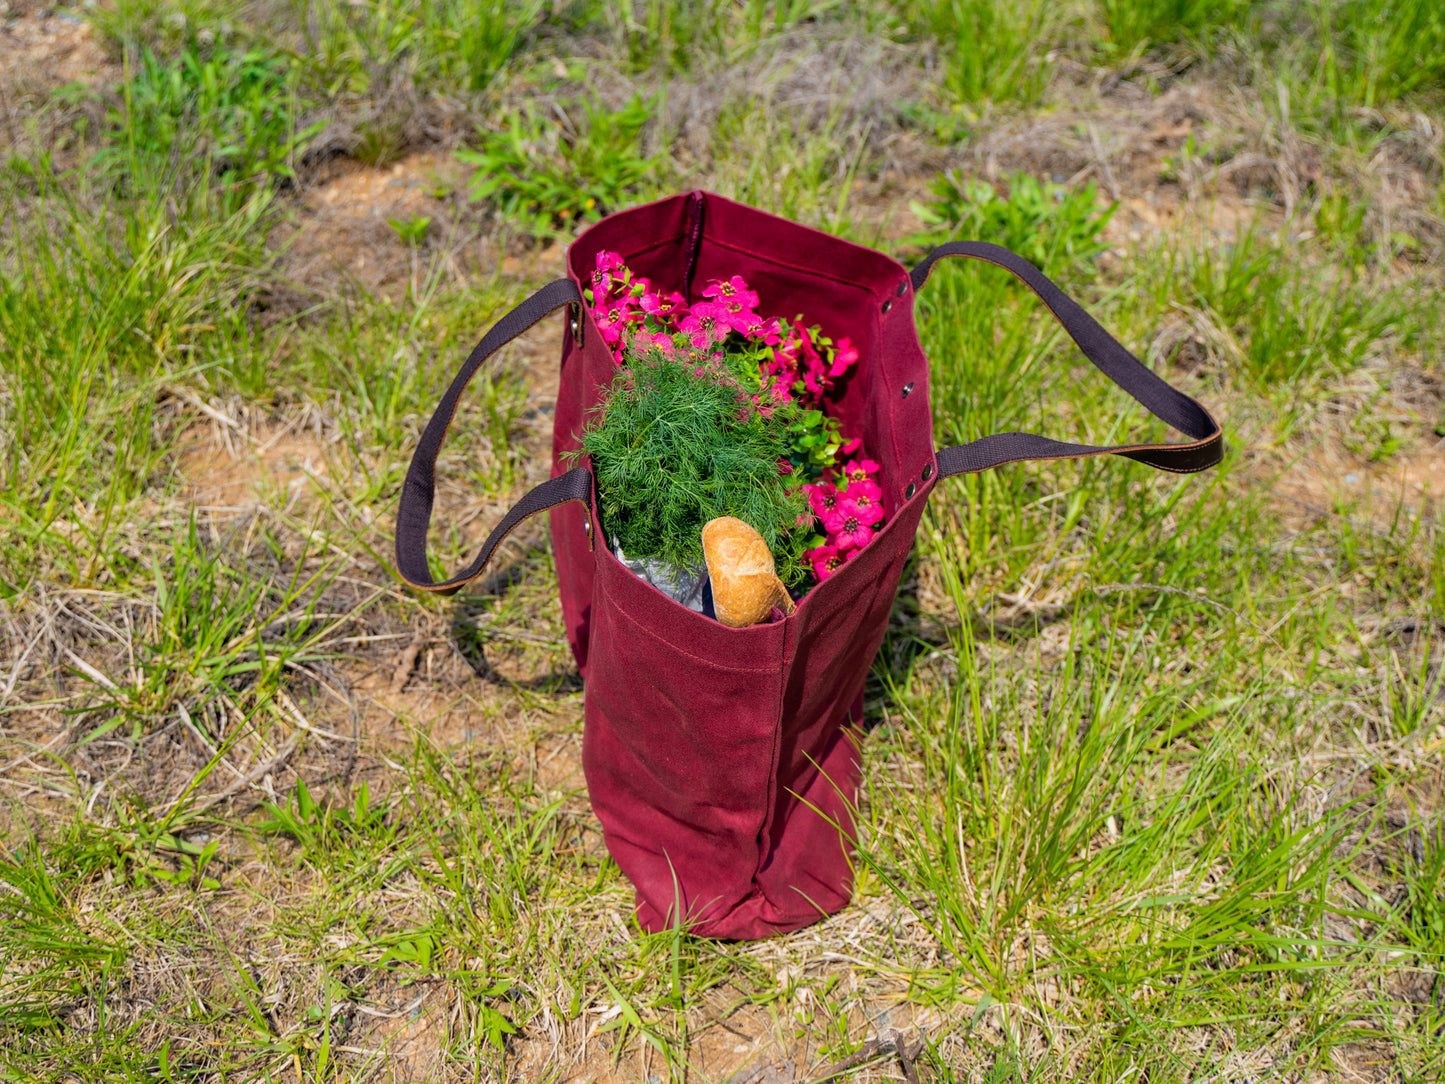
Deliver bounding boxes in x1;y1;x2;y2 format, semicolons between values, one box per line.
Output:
580;349;811;585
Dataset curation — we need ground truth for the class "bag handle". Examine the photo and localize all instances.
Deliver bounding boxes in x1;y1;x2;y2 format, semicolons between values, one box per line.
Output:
911;241;1223;477
395;278;592;595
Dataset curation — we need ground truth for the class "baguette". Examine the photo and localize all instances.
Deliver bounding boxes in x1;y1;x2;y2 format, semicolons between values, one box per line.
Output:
702;517;796;628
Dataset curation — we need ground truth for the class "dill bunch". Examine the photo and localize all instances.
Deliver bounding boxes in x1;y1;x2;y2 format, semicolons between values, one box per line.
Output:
579;351;810;585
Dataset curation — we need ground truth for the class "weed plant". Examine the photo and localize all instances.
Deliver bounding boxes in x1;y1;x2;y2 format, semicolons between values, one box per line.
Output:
586;0;851;74
1136;224;1423;387
0;170;276;591
276;0;547;98
458;91;668;238
912;171;1116;279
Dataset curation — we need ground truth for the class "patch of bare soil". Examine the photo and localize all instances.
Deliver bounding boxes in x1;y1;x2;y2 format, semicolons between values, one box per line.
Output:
178;422;334;514
0;5;112;97
1272;445;1445;531
282;151;486;298
0;4;116;161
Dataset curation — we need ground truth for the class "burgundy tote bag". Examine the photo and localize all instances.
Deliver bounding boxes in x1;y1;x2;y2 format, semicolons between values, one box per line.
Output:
395;191;1221;940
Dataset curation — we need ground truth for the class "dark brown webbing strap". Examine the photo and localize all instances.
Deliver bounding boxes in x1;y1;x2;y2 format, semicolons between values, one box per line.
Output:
395;278;591;594
911;242;1222;477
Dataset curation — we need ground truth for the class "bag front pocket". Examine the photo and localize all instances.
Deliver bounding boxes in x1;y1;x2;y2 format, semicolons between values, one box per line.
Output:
581;543;791;930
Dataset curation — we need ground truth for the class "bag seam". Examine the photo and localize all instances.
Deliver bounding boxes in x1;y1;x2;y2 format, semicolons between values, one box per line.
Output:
750;612;795;896
604;590;786;673
700;234;898;296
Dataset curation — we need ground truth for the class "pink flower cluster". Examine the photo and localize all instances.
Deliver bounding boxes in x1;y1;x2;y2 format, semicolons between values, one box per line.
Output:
589;254;784;363
802;459;884;579
585;250;887;584
761;323;860;408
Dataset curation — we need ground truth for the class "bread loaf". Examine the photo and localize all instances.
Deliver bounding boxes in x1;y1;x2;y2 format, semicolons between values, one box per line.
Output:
702;517;796;628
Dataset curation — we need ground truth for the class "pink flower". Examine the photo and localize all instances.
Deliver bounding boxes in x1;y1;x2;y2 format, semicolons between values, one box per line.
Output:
719;307;763;336
828;337;859;379
589;273;612;307
752;316;784;345
848;490;884;527
825;497;876;550
806;542;845;581
843;476;883;503
840;436;863;455
641;290;685;320
842;458;880;486
594;303;628;345
799;333;824;372
773;327;804;367
807;483;841;519
703;275;760;311
678;307;724;348
631;328;676;356
590;251;624;301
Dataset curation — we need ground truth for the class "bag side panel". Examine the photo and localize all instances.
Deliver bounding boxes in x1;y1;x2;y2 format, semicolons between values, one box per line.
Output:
550;320;593;674
550;268;635;675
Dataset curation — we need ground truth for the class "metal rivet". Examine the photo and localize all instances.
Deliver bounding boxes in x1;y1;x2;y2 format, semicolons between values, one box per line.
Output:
922;463;934;481
896;282;907;296
881;299;892;313
901;382;914;399
905;482;917;499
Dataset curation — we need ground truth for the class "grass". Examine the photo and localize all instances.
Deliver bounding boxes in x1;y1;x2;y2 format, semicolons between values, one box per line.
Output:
1;0;1444;1080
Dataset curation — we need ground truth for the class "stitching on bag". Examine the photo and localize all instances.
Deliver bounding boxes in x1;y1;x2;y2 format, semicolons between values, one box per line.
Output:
605;592;786;672
751;615;795;885
618;234;686;262
702;235;897;295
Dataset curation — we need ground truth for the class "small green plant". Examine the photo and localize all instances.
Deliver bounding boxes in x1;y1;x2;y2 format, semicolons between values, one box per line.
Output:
1158;131;1200;184
913;171;1116;280
375;929;443;970
576;352;809;584
256;778;393;863
457;976;519;1050
387;214;432;246
457;92;667;237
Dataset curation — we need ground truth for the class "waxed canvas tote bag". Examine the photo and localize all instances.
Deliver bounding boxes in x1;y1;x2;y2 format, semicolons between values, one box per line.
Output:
395;191;1222;940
